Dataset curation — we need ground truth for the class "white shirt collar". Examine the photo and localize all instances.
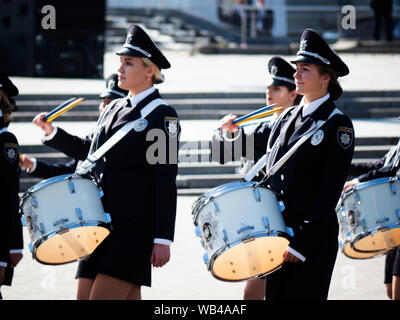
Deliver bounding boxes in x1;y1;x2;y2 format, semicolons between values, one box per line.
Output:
300;93;330;117
128;86;156;107
0;110;3;118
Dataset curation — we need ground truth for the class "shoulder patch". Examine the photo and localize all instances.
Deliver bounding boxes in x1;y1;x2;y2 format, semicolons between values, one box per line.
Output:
164;117;179;137
4;142;19;162
337;126;353;149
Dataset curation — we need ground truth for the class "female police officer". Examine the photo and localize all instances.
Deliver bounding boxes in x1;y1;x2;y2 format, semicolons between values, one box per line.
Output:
263;29;354;300
0;69;23;299
211;56;300;300
213;56;300;169
33;25;180;300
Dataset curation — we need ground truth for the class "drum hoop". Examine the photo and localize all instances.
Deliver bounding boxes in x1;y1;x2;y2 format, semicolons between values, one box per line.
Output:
207;230;289;282
31;220;112;265
345;177;398;198
23;173;97;197
350;222;400;253
341;239;392;259
192;180;269;223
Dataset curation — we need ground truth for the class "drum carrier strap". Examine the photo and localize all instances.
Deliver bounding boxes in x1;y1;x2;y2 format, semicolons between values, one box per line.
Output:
75;98;165;175
244;108;343;183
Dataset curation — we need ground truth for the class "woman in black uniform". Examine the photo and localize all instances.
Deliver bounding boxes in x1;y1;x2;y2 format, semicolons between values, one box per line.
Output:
263;29;354;300
0;70;23;299
212;56;300;299
33;25;180;300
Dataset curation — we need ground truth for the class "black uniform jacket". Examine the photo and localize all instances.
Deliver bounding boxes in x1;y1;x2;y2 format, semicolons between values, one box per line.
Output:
31;158;77;179
0;118;23;274
266;98;354;259
348;140;400;182
44;89;180;242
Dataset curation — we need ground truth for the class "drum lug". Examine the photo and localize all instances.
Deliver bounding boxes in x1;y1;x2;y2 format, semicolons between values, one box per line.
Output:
262;216;270;234
286;227;294;237
53;218;69;227
252;187;261;202
30;195;38;208
105;213;112;223
210;198;220;215
390;182;397;195
39;223;46;235
20;216;27;227
68;179;76;194
194;226;202;238
221;229;228;243
237;224;255;235
396;209;400;220
28;242;33;253
75;208;83;222
361;218;367;232
354;193;361;205
376;217;390;224
202;253;209;265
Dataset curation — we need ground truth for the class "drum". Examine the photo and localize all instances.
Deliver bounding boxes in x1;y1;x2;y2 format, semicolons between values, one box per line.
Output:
21;174;112;265
336;204;392;259
192;180;291;282
336;177;400;256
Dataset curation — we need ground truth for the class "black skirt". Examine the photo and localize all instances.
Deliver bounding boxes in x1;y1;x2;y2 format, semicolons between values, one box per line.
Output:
75;222;154;287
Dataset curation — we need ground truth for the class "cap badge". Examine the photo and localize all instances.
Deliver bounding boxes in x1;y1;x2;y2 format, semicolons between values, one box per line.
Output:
108;79;116;90
271;65;278;76
126;33;133;44
300;39;307;51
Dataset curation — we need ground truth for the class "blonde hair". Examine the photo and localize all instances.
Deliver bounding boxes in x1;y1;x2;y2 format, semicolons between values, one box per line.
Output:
142;58;165;84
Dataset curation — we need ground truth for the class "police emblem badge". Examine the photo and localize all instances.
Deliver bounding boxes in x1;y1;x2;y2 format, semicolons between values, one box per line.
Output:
311;129;324;146
4;142;18;162
165;117;179;137
337;127;353;149
133;118;148;132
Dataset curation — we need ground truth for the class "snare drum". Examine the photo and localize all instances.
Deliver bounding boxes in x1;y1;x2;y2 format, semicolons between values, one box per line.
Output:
21;174;111;265
337;177;400;256
192;180;291;282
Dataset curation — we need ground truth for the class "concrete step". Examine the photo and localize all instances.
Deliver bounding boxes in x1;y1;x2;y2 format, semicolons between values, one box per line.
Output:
12;91;400;121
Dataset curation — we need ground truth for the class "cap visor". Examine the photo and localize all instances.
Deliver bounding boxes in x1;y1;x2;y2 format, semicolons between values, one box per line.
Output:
290;54;323;66
116;47;146;58
267;78;295;89
100;92;122;99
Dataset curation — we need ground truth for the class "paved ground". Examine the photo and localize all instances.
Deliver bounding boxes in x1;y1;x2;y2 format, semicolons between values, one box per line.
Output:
1;196;389;300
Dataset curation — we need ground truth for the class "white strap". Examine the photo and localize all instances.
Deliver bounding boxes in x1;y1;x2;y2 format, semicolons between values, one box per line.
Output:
75;98;165;175
244;108;342;182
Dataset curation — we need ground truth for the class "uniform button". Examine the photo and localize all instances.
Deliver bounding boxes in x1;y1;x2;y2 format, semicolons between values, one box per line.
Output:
281;174;284;181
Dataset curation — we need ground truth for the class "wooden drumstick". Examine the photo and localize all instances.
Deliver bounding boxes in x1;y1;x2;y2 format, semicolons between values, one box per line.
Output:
44;98;85;122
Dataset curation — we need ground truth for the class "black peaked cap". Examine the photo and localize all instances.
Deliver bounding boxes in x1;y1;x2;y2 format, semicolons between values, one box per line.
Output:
291;29;349;77
100;73;129;99
267;56;296;88
0;69;19;97
116;24;171;70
